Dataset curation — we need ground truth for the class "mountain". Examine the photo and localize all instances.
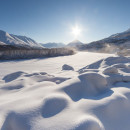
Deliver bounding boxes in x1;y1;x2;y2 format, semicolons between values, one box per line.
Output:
78;28;130;52
67;40;84;47
0;30;43;49
41;42;65;48
41;40;84;48
109;28;130;40
98;28;130;44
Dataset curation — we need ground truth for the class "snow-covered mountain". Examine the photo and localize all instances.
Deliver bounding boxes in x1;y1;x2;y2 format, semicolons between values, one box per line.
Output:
41;42;65;48
67;40;84;47
78;28;130;52
41;40;84;48
99;28;130;45
0;30;43;49
109;28;130;39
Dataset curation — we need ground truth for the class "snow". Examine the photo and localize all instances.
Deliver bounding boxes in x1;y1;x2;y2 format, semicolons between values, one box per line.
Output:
62;64;74;71
0;52;112;77
0;30;43;48
102;66;118;74
0;52;130;130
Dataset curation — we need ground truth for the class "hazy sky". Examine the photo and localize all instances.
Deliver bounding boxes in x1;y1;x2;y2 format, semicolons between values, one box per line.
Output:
0;0;130;44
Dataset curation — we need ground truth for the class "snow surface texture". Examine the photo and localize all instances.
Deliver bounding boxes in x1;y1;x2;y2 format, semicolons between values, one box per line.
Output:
0;52;130;130
62;64;74;71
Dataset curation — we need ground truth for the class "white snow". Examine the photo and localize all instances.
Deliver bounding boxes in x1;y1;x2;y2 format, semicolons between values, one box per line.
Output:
0;30;43;48
62;64;74;71
0;52;130;130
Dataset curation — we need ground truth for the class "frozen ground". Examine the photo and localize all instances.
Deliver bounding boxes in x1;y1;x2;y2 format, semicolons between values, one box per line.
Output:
0;52;130;130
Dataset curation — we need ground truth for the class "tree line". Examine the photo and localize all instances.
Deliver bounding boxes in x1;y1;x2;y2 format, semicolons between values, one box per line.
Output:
0;47;75;60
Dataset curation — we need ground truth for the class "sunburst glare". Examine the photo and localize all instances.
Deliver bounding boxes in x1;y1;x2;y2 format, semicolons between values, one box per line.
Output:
71;25;82;38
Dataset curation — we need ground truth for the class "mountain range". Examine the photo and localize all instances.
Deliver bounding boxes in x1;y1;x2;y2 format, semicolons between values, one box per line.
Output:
40;42;65;48
40;40;84;48
0;28;130;52
78;28;130;52
0;30;84;49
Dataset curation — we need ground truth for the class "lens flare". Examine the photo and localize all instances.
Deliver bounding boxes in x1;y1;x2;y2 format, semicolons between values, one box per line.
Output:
71;25;82;37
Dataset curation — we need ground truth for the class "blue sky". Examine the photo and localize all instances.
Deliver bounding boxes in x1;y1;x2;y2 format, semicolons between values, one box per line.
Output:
0;0;130;44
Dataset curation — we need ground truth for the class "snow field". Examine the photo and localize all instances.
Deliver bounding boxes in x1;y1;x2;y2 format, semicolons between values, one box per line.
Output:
0;52;130;130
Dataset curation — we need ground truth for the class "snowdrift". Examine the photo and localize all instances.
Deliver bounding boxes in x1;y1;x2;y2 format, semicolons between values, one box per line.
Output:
0;53;130;130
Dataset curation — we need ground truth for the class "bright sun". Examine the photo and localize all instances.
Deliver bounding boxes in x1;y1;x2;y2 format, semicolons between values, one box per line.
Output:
71;25;82;37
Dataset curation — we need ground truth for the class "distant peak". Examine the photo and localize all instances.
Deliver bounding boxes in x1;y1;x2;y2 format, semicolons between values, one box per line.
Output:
70;39;83;43
67;39;84;47
74;39;80;42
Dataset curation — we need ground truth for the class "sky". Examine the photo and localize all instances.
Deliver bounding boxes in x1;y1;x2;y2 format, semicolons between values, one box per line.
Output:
0;0;130;44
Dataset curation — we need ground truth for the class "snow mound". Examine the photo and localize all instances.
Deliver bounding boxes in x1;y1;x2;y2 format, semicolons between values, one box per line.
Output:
102;56;130;67
62;64;74;71
25;73;69;84
2;71;26;82
78;56;130;71
0;81;25;90
78;56;130;85
24;72;70;84
102;66;118;74
74;116;104;130
41;95;68;118
112;63;128;68
2;71;69;86
79;72;108;96
106;74;130;85
2;112;30;130
61;72;108;101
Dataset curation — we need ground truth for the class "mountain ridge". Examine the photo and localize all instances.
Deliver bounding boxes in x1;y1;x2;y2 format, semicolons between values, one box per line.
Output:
78;28;130;52
0;30;43;49
41;42;65;48
67;40;84;47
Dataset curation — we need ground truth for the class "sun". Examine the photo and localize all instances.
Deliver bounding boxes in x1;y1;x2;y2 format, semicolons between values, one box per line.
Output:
71;25;82;37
